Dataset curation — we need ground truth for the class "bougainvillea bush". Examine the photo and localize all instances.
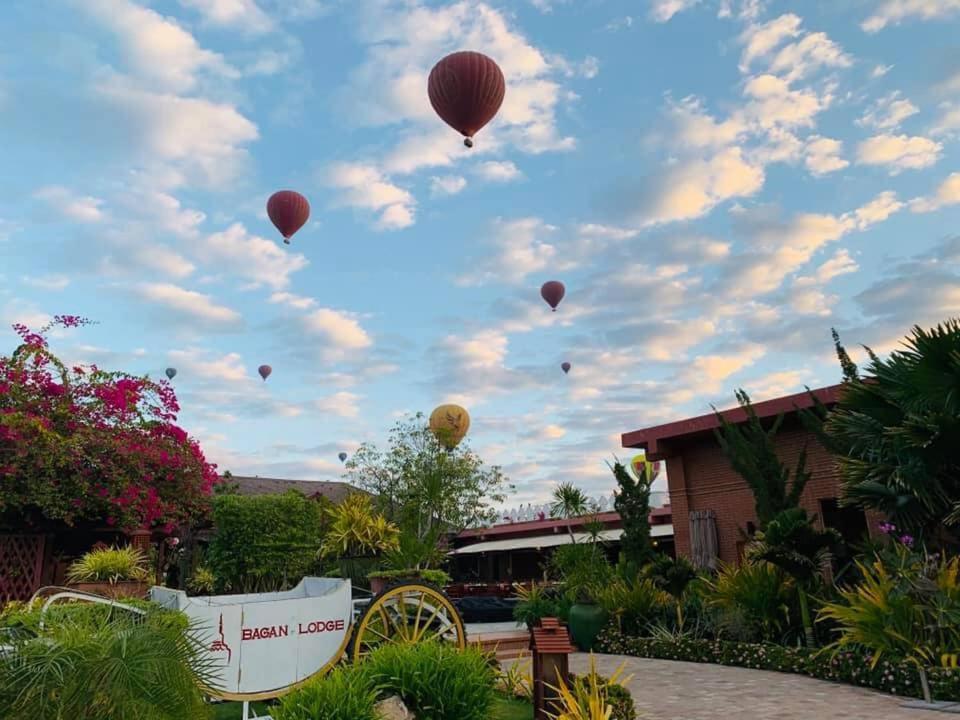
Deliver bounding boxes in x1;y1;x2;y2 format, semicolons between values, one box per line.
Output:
0;317;219;534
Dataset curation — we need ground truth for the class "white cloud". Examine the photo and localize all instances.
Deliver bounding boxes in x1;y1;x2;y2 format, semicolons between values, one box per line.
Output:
178;0;274;33
766;31;851;83
315;391;362;418
136;283;242;327
856;133;943;173
857;91;919;130
679;344;766;391
871;64;894;78
932;103;960;137
441;329;508;368
794;248;859;287
739;14;803;72
21;274;71;291
456;217;564;286
326;163;416;230
128;243;197;279
804;136;848;176
199;223;308;290
852;190;905;228
167;348;249;382
910;172;960;213
650;0;702;23
269;292;317;310
81;0;238;92
475;161;523;182
430;175;468;196
742;74;826;130
301;308;373;352
34;186;105;223
862;0;960;33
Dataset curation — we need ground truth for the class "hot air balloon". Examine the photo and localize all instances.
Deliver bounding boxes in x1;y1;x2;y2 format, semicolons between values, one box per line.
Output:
338;452;348;463
267;190;310;245
540;280;565;311
429;403;470;449
165;367;177;380
561;362;571;374
428;51;506;149
258;364;272;381
630;453;661;483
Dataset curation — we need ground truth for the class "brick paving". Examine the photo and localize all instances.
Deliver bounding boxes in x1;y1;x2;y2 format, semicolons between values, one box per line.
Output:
562;654;956;719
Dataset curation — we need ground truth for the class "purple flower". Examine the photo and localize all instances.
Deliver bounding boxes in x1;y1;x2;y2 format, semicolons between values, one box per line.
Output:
899;534;914;547
878;521;896;535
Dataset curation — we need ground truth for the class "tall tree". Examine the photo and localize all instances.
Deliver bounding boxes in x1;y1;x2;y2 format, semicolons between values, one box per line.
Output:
824;320;960;546
345;413;510;566
832;327;860;383
714;389;811;529
611;460;655;570
550;482;591;543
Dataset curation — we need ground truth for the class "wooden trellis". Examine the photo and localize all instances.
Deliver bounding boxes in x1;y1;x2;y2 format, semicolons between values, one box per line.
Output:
0;534;46;602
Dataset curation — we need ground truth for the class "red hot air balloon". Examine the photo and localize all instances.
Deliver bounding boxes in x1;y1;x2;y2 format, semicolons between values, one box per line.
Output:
267;191;310;245
540;281;565;311
561;362;571;374
258;365;272;381
428;51;505;148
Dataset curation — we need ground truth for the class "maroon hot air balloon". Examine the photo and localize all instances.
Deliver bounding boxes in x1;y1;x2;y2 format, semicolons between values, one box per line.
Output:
540;280;565;311
428;51;506;148
561;362;571;374
267;191;310;244
258;364;272;381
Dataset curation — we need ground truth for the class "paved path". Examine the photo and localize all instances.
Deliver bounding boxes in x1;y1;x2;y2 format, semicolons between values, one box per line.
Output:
556;654;955;719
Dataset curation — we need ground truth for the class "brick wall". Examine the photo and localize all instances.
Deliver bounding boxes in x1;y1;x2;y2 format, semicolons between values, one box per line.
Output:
666;424;880;566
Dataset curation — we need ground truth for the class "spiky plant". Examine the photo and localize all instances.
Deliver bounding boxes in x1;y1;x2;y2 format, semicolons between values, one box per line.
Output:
550;482;591;543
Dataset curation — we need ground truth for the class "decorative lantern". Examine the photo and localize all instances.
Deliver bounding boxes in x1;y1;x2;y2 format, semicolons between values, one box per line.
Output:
530;617;575;720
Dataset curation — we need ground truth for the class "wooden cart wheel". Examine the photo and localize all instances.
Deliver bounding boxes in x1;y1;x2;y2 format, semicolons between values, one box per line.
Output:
350;582;466;662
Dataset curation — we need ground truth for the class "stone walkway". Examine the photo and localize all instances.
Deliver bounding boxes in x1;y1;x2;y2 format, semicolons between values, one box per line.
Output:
558;654;953;719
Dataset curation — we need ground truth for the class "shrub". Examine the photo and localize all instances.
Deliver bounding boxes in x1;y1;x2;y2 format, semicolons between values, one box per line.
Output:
513;582;561;629
273;665;379;720
365;641;496;720
367;568;451;587
548;655;632;720
549;543;613;599
208;491;328;593
67;546;149;584
704;561;795;643
593;577;668;637
569;671;637;720
597;627;960;701
187;566;216;595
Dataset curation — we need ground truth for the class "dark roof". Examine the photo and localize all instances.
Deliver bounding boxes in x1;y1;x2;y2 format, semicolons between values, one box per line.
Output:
229;476;364;504
622;384;843;459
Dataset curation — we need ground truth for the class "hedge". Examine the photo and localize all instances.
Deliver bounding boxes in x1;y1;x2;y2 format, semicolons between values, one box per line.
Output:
597;628;960;702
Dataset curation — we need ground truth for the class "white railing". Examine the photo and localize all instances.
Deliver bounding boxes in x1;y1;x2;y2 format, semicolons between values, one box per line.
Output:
496;490;670;525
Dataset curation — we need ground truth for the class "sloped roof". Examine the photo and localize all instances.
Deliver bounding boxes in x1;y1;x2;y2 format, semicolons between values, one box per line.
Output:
229;476;364;504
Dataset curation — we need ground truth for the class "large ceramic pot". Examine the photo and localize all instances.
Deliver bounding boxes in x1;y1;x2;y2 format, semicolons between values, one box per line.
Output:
568;602;608;651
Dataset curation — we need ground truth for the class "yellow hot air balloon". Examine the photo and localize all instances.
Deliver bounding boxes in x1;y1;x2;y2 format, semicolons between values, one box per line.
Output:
429;404;470;449
630;452;660;483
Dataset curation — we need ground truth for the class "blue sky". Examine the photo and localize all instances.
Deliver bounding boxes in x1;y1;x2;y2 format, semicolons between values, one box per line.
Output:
1;0;959;507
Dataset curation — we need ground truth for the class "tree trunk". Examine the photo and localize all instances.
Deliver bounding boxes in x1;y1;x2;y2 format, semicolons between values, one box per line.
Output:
797;586;815;648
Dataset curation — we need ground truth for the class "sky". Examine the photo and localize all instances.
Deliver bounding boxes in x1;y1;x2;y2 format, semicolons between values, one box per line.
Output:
1;0;959;510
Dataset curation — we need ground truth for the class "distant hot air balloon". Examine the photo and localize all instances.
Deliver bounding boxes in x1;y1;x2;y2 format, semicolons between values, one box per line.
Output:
258;365;272;381
540;281;565;311
429;403;470;449
428;51;506;148
338;452;348;463
267;190;310;245
165;367;177;380
630;452;660;483
561;362;571;374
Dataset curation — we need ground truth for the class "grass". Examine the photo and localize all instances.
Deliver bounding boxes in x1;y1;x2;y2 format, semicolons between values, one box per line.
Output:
211;695;532;719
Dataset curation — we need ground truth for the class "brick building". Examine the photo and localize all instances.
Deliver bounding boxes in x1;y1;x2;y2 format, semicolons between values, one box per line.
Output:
622;385;878;569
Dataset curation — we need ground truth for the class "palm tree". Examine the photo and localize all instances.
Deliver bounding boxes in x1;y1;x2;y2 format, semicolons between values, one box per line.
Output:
550;482;590;543
823;320;960;546
749;507;840;648
643;555;698;629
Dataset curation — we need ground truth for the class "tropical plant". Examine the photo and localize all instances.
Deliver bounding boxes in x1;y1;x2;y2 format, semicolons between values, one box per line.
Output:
366;567;451;586
0;316;220;534
187;566;216;595
497;658;533;700
66;546;149;584
592;576;668;637
364;640;497;720
611;460;655;572
823;320;960;545
550;483;591;543
208;490;328;593
381;526;449;571
568;672;637;720
749;507;840;647
704;560;794;643
549;543;613;600
273;665;379;720
345;413;510;542
546;655;632;720
513;582;561;629
0;605;217;720
319;492;400;559
642;555;698;629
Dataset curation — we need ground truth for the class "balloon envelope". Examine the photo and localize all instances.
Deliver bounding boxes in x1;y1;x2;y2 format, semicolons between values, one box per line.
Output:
429;403;470;449
540;281;565;311
267;191;310;243
338;452;348;463
428;51;505;147
561;362;571;374
630;453;660;483
165;367;177;380
258;365;272;381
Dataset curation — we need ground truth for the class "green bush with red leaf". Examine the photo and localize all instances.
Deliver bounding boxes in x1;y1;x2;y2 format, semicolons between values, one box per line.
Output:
0;316;219;534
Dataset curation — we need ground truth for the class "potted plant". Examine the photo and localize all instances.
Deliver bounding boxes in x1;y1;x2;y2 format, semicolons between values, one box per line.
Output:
66;546;150;599
513;582;558;630
367;568;452;595
567;586;609;651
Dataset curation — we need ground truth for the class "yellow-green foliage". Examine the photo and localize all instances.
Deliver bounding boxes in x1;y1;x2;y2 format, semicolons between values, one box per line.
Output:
66;546;148;584
320;493;400;559
704;561;794;642
546;655;633;720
